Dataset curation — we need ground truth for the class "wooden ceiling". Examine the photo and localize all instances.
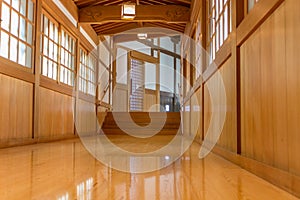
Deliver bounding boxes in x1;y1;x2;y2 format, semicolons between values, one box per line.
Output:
73;0;191;35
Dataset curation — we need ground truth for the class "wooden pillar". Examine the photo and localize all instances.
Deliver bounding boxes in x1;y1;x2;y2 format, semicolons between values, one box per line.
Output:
33;0;42;139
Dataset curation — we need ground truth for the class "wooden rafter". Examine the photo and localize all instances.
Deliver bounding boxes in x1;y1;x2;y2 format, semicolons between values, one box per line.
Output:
79;5;190;24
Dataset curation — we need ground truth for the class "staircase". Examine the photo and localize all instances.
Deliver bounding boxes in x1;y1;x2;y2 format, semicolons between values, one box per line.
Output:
101;112;181;136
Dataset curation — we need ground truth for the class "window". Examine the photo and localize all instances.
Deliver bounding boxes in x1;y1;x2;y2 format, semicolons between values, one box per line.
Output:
60;29;76;86
0;0;35;68
207;0;232;63
79;48;96;96
40;12;59;80
247;0;259;13
40;12;76;86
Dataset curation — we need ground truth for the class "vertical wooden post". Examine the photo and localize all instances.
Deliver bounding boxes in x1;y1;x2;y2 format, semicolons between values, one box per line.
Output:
33;0;42;139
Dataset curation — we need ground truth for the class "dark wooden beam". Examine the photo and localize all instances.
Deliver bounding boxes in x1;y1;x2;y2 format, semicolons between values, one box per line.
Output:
79;5;190;24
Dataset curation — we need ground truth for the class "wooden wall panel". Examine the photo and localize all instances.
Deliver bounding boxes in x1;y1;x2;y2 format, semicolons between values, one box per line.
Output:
0;74;33;140
285;0;300;176
241;1;300;175
190;88;202;142
39;87;74;138
76;99;97;135
144;90;157;112
203;58;237;152
113;83;128;112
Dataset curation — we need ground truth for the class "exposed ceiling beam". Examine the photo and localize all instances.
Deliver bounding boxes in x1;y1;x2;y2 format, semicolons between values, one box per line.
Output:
79;5;190;24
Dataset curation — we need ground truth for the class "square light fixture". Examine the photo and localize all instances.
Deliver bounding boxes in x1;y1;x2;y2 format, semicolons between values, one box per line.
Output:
137;33;147;39
121;3;136;20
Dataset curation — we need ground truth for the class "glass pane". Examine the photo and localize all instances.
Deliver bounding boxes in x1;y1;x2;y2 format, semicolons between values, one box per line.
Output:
12;0;20;11
26;46;32;68
53;63;57;79
61;49;65;65
10;36;18;62
43;16;48;36
20;0;26;16
43;36;48;54
18;41;26;66
248;0;255;12
11;10;19;36
48;60;53;78
54;26;58;42
49;40;53;59
60;67;64;83
28;1;34;22
42;57;48;76
49;21;53;40
19;17;26;41
1;3;10;31
0;31;9;58
53;44;58;61
27;23;32;44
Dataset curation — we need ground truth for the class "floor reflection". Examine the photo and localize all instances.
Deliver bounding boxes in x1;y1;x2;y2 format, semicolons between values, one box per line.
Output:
0;136;298;200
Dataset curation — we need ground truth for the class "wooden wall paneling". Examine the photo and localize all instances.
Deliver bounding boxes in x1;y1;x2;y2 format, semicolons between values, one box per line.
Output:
144;89;157;112
76;99;97;135
0;74;33;140
286;0;300;176
113;83;128;112
190;88;202;143
217;58;237;152
39;88;74;138
240;27;261;161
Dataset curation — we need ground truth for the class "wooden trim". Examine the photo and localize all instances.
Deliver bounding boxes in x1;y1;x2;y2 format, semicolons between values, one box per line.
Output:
79;5;190;23
209;144;300;198
236;46;241;154
97;101;112;109
40;76;73;96
0;58;34;83
236;0;285;46
130;51;159;64
0;135;78;149
236;0;245;26
145;89;156;95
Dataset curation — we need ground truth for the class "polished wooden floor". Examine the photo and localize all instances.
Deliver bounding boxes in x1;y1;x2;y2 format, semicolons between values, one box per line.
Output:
0;136;298;200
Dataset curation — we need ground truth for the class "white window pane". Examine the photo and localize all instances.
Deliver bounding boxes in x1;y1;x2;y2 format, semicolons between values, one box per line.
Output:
27;23;33;44
1;4;10;31
42;57;48;76
49;40;53;59
0;31;9;58
10;36;18;62
49;21;53;40
54;26;58;42
61;49;65;64
19;17;26;41
48;60;53;78
11;10;19;36
60;67;64;82
18;41;26;65
20;0;26;16
43;16;48;36
4;0;10;3
53;63;57;79
43;36;48;54
26;46;32;68
53;44;58;61
28;1;34;22
12;0;20;11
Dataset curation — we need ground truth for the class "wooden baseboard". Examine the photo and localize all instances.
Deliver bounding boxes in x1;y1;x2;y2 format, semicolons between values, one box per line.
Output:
207;144;300;198
0;134;78;149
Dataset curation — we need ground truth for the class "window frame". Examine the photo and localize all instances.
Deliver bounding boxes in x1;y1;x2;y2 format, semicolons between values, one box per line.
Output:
0;0;36;71
206;0;232;63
